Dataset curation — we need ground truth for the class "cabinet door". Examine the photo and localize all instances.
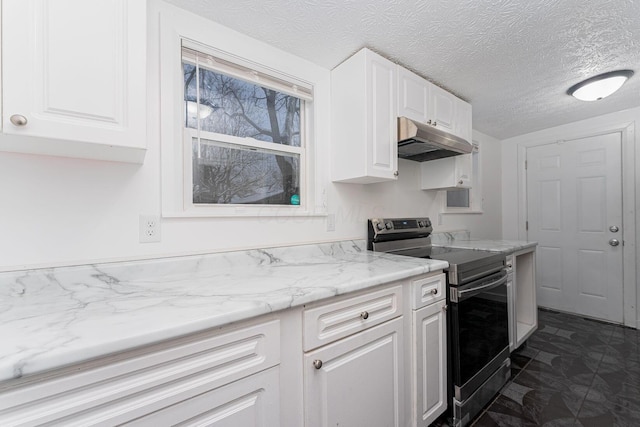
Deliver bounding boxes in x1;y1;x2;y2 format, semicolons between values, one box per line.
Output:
455;98;473;142
397;67;429;124
413;300;447;426
1;0;146;163
127;367;280;427
428;84;456;133
304;317;404;427
420;154;472;190
331;48;397;183
367;52;398;181
507;276;515;352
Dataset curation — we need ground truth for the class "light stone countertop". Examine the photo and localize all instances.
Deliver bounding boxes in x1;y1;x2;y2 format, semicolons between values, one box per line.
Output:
0;240;448;383
435;239;538;253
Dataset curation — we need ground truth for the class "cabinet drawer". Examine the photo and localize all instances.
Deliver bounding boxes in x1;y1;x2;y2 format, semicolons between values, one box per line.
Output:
126;366;280;427
0;319;280;426
411;273;445;309
303;285;403;351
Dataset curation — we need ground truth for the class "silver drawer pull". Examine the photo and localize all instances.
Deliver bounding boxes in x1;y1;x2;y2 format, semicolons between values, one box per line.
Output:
360;311;369;320
10;114;28;126
313;359;323;369
430;288;438;295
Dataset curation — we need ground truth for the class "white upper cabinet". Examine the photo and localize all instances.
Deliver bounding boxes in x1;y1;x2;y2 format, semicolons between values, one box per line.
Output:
0;0;147;163
455;97;473;144
331;48;398;183
420;154;472;190
428;84;456;134
397;67;429;124
397;68;471;142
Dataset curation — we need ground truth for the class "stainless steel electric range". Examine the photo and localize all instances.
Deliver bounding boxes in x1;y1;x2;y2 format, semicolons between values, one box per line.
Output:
368;217;510;427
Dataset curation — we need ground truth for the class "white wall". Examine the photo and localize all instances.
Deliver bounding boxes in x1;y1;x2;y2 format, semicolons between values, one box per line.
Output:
0;1;502;271
501;106;640;327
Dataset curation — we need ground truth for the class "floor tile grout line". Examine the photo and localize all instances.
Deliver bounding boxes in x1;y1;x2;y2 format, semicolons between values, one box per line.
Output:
571;320;613;423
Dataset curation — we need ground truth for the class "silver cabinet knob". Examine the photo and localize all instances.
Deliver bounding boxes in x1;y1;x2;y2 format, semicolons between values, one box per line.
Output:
10;114;28;126
458;180;464;185
430;288;438;295
433;121;437;126
312;359;323;369
360;311;369;320
609;238;620;247
442;305;448;312
427;119;432;125
609;225;619;233
393;171;399;177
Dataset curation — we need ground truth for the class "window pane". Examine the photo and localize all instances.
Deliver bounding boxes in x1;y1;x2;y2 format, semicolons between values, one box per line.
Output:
192;138;300;205
183;62;301;147
447;189;470;208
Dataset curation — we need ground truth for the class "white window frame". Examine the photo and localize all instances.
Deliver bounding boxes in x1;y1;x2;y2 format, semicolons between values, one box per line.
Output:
158;8;328;218
182;43;309;212
441;141;483;213
184;129;306;210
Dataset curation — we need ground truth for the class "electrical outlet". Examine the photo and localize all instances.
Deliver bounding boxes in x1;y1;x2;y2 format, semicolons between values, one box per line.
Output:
139;214;161;243
326;213;336;232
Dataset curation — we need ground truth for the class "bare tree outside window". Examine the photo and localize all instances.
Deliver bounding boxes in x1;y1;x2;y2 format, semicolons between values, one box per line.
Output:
183;62;302;206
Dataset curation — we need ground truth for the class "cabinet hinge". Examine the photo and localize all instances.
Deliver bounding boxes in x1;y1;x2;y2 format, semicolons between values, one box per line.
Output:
526;221;529;231
525;160;528;170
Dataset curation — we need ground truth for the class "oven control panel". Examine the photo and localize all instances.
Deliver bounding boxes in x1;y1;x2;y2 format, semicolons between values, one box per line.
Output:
368;217;433;236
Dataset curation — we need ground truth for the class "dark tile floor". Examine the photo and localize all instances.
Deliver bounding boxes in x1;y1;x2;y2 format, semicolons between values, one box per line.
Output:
469;308;640;427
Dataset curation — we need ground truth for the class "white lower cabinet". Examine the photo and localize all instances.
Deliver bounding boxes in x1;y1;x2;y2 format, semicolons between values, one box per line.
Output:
0;319;280;426
304;317;405;427
407;273;448;427
412;300;447;426
0;274;449;427
127;366;280;427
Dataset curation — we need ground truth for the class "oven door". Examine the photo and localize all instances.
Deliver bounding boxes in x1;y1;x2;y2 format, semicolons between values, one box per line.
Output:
449;270;509;401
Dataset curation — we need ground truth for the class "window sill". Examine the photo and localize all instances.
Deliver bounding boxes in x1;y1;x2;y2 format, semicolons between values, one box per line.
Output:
440;209;484;215
162;207;328;219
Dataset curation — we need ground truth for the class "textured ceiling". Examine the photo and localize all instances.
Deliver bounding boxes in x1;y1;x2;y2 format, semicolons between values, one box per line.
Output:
166;0;640;139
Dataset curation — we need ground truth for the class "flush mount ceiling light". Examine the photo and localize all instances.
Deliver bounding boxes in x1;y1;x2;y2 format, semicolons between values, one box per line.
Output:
567;70;634;101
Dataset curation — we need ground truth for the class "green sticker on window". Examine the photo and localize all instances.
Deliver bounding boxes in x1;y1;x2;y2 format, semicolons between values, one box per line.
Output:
290;194;300;205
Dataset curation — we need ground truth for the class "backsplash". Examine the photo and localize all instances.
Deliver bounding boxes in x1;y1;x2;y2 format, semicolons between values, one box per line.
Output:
430;230;471;244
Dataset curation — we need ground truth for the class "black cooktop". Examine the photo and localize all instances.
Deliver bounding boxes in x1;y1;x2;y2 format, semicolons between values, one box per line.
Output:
388;245;498;264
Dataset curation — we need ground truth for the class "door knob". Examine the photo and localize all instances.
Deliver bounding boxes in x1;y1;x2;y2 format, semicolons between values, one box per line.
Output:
609;238;620;247
609;225;619;233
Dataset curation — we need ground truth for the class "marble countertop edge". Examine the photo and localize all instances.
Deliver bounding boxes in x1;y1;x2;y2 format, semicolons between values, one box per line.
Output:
0;240;448;383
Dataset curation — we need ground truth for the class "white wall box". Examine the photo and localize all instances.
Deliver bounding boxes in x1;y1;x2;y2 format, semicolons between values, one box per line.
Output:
0;318;280;425
0;0;147;163
421;154;472;190
331;48;398;183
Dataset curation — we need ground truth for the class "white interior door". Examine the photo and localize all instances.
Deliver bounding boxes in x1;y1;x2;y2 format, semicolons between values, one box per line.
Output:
526;132;623;323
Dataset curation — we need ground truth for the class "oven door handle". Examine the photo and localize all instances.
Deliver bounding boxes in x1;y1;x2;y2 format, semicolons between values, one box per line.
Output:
451;271;508;302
